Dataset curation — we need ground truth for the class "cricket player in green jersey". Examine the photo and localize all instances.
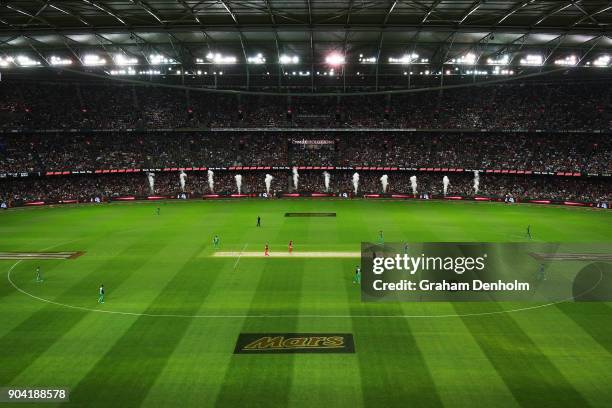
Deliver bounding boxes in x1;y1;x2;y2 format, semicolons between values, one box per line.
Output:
353;266;361;284
213;235;220;249
378;230;384;245
35;266;43;282
536;263;547;281
98;285;105;304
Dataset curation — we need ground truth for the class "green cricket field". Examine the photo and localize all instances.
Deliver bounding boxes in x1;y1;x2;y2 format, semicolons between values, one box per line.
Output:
1;199;611;407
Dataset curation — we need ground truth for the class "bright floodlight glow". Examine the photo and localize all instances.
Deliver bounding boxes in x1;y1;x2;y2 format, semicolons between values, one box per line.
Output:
206;52;237;64
593;55;610;67
15;55;40;67
492;66;514;75
451;53;476;65
486;55;509;65
0;56;14;67
109;68;136;76
49;56;72;66
389;53;419;64
115;54;138;66
150;54;175;65
139;69;161;75
83;54;106;66
325;54;345;65
279;54;299;64
466;69;488;75
358;55;376;63
247;53;266;64
520;54;543;66
554;55;577;66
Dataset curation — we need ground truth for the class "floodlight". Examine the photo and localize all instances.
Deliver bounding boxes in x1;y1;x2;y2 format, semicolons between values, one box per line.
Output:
554;55;577;66
325;54;345;66
206;53;237;64
115;54;138;66
247;53;266;64
49;56;72;66
451;53;476;65
389;54;419;64
520;54;543;66
15;55;40;67
150;54;175;65
83;54;106;66
486;55;509;65
279;54;299;64
593;55;610;67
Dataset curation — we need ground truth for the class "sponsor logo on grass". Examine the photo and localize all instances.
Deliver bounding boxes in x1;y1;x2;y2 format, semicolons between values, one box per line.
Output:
234;333;355;354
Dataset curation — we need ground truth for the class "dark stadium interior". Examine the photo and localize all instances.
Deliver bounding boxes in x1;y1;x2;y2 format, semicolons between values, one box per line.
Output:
0;0;610;208
2;2;612;408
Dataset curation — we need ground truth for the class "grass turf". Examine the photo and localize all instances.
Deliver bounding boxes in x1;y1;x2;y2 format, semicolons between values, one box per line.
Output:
0;199;611;407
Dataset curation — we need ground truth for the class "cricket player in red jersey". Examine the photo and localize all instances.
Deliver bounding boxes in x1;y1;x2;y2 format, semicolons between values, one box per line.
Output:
264;243;269;256
288;240;293;254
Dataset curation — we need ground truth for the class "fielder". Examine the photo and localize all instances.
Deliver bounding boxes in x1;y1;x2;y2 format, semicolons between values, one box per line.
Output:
353;266;361;284
536;263;547;281
98;284;105;304
526;225;532;240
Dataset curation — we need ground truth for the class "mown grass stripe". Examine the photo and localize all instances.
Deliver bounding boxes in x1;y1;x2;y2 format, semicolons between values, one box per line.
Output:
213;206;307;407
0;238;167;385
556;302;612;355
404;303;520;407
454;303;591;407
510;304;612;407
139;206;290;407
343;199;443;406
350;302;443;405
68;241;220;407
213;260;305;407
289;261;364;406
138;261;261;407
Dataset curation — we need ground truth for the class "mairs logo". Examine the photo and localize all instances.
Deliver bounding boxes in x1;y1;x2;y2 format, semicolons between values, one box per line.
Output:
234;333;355;354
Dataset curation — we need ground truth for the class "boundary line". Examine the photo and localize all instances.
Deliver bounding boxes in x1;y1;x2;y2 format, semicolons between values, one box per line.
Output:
4;238;603;320
6;260;581;320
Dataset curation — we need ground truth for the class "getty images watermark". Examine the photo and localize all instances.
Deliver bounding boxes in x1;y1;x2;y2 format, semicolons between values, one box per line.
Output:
360;242;612;302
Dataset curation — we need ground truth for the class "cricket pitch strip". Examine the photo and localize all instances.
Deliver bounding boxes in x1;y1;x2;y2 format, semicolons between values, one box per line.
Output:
213;251;361;258
0;251;84;260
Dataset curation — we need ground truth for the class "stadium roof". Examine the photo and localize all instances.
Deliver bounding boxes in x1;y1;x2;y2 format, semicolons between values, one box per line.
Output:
1;1;611;68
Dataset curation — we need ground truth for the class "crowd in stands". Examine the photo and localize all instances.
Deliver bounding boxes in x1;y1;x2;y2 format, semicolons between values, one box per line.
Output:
1;78;609;208
1;171;609;206
1;80;610;131
0;132;610;175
